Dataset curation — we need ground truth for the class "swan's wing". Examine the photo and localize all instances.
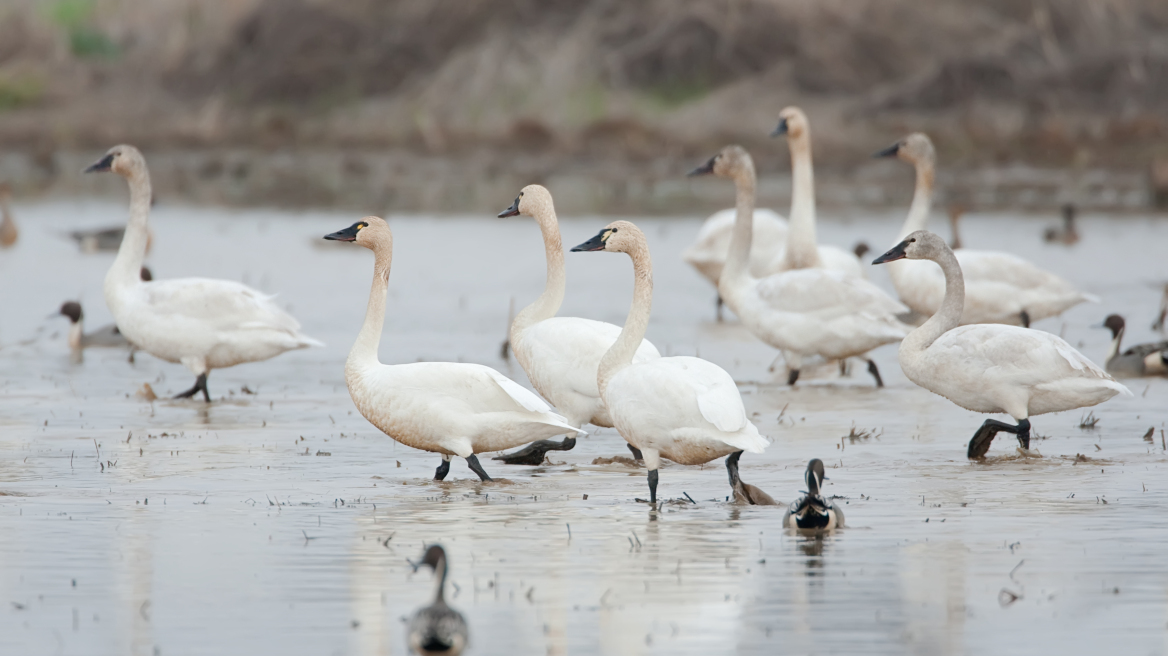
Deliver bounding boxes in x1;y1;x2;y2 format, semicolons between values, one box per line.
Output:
937;325;1114;383
653;357;749;433
957;250;1077;291
520;318;659;399
142;278;305;334
755;269;907;317
482;367;552;413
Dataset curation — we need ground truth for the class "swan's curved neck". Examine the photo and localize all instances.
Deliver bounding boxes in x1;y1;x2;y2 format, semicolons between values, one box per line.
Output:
898;158;934;241
512;209;566;339
347;243;391;374
904;248;964;353
722;164;757;287
105;171;152;297
598;242;652;396
784;133;821;269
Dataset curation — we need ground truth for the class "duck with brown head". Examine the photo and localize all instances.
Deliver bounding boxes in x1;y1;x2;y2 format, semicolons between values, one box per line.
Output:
782;459;844;530
1097;314;1168;378
407;545;468;656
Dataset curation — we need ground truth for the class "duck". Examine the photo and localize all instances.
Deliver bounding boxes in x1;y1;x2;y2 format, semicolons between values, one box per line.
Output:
0;182;16;247
57;267;153;357
690;145;909;386
874;133;1095;327
408;545;468;656
492;185;660;465
571;220;769;503
325;217;583;481
782;459;844;530
1098;314;1168;378
767;107;863;277
681;207;788;321
1043;204;1080;246
872;230;1130;459
85;145;321;402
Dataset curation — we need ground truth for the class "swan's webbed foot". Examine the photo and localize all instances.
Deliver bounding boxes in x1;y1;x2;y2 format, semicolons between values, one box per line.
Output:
434;457;451;481
627;443;644;461
787;369;800;386
466;454;493;481
647;469;658;504
1019;310;1031;328
174;373;210;402
716;294;724;322
492;437;577;465
867;359;884;387
967;418;1030;459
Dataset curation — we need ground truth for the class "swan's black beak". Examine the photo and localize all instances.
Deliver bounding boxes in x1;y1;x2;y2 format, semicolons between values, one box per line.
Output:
498;195;521;218
324;222;363;242
84;153;114;173
571;229;609;252
770;118;789;137
687;156;717;177
872;240;909;264
872;142;900;158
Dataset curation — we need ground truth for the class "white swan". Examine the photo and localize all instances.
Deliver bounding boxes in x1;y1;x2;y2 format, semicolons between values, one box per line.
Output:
874;133;1095;326
690;145;909;386
571;221;769;503
85;145;321;401
0;182;16;248
682;207;788;320
767;107;863;276
493;185;660;465
873;230;1130;458
325;217;582;481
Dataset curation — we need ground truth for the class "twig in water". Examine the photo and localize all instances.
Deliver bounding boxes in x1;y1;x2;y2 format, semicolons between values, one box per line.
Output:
1143;427;1155;443
566;523;571;539
1078;411;1099;429
683;492;696;504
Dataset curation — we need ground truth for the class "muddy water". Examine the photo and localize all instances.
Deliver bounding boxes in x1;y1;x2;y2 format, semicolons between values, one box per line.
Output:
1;201;1167;655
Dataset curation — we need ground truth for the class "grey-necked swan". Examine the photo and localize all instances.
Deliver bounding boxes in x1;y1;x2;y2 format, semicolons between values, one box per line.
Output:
324;217;581;481
691;145;909;386
85;145;321;401
571;220;768;503
873;231;1129;458
493;185;659;465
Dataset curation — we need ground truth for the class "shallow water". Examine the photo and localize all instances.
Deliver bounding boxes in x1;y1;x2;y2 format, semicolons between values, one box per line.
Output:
1;201;1167;655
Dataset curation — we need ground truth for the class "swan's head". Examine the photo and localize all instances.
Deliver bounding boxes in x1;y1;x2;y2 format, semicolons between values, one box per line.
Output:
412;544;447;573
571;220;644;254
84;145;147;179
58;301;82;324
872;229;948;264
873;132;934;166
1100;314;1125;338
498;184;554;219
770;106;809;139
687;145;753;180
804;459;826;496
323;216;390;250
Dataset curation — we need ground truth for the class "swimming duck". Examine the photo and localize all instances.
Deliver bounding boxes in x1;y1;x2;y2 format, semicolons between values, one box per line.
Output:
1099;314;1168;378
408;545;468;656
1043;204;1080;246
782;459;844;530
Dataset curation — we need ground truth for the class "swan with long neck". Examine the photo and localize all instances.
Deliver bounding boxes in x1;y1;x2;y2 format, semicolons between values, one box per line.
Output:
690;145;909;386
86;145;321;401
325;217;582;481
571;221;768;503
875;133;1095;327
492;185;660;465
682;207;788;320
408;545;468;656
768;107;863;276
873;231;1130;458
1099;314;1168;378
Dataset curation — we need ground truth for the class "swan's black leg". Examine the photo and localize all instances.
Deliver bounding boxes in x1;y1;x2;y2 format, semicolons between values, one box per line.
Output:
174;373;210;402
466;454;493;482
647;469;659;504
787;369;800;386
493;436;578;465
627;443;644;460
866;359;884;387
716;295;724;322
434;458;451;481
1019;310;1031;328
967;418;1028;459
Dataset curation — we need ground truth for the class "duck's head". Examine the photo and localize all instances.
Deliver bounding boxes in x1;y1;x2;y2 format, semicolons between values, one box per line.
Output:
770;106;809;139
1100;314;1125;338
687;145;753;180
323;216;390;251
873;132;934;166
498;184;554;219
872;230;947;265
571;220;644;255
84;145;147;179
804;458;826;496
140;266;153;282
413;544;447;573
58;301;82;324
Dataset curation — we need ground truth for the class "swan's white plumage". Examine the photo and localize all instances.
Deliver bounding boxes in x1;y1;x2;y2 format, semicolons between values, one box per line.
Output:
682;208;788;284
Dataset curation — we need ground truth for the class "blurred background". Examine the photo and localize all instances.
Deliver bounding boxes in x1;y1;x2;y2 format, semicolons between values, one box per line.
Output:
1;0;1167;214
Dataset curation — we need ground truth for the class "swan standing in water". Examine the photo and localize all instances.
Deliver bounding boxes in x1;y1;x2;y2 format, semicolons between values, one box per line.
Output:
873;231;1130;459
0;183;16;248
875;133;1095;327
1098;315;1167;378
85;145;321;401
782;459;844;530
493;185;660;465
324;218;582;481
682;207;788;321
571;221;769;503
408;545;468;656
690;145;908;386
